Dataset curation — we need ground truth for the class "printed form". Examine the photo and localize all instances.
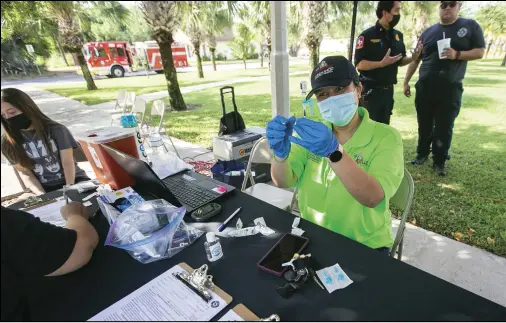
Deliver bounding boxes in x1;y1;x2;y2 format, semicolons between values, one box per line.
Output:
26;199;67;227
88;264;227;321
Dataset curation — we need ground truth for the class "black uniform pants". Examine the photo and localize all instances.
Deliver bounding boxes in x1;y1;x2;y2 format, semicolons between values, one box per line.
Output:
414;79;463;165
361;85;394;125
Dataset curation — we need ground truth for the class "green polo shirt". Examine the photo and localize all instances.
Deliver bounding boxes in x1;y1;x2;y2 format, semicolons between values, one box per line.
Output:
288;107;404;249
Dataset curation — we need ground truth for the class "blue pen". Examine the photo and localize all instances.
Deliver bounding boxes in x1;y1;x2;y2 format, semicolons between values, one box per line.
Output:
217;207;242;232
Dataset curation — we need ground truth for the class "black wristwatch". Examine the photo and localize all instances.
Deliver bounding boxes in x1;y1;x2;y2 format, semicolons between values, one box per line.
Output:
328;144;344;163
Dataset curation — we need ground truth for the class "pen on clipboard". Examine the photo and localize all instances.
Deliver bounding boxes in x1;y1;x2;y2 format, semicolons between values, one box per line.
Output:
218;207;242;232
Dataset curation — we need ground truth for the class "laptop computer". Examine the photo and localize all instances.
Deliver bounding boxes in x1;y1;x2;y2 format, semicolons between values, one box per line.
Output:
101;144;235;214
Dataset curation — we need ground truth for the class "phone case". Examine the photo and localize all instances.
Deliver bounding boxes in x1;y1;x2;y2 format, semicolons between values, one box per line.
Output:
256;233;309;276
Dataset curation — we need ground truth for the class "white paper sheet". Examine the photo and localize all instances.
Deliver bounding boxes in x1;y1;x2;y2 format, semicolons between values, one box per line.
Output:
27;200;67;227
88;264;227;321
218;309;245;322
150;154;192;179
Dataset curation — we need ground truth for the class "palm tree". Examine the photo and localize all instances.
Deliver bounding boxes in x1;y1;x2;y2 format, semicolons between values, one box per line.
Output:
229;23;255;70
44;1;129;91
251;2;271;69
181;1;205;79
288;1;304;57
202;6;232;71
301;1;329;70
44;1;97;90
140;1;187;111
182;1;235;77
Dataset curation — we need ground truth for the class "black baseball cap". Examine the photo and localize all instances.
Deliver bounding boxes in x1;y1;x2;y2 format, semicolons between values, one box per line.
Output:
305;56;359;101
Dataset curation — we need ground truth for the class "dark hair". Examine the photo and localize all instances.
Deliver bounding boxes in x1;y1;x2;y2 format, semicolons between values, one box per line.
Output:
1;88;60;169
376;1;398;19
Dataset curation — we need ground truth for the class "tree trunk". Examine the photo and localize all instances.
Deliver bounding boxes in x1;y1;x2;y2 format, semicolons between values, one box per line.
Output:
260;50;264;68
73;52;97;90
486;40;493;59
192;43;204;79
159;40;187;111
243;58;247;69
309;43;319;71
501;53;506;67
267;36;272;71
55;34;70;66
210;48;217;71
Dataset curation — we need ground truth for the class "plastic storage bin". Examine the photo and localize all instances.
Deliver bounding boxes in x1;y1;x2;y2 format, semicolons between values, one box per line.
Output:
76;127;139;189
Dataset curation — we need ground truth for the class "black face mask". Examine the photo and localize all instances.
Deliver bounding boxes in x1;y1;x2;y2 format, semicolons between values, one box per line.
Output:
389;14;401;28
7;114;32;130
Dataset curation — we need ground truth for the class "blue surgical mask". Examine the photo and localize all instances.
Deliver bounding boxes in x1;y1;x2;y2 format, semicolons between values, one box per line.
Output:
317;92;358;126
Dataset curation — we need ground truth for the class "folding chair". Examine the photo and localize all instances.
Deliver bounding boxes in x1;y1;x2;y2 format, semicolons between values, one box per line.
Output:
389;169;415;260
145;99;180;158
125;91;136;111
111;90;135;126
113;89;127;111
130;98;147;130
241;137;294;211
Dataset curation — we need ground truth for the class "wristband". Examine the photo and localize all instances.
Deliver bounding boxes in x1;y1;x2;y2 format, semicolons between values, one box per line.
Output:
456;50;461;60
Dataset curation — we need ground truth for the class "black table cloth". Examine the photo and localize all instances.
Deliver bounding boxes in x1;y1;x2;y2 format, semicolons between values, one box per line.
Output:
9;188;506;321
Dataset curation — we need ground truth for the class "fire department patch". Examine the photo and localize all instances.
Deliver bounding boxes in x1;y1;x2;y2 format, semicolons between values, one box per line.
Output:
356;36;364;49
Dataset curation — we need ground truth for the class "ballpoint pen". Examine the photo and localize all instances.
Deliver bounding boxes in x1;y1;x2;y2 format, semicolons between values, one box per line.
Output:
217;207;242;232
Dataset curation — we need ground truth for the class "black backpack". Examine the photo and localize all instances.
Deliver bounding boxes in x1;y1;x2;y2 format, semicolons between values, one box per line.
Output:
218;86;245;136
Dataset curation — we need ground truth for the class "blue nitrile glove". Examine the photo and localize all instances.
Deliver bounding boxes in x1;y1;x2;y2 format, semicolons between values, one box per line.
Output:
266;115;296;159
289;118;339;157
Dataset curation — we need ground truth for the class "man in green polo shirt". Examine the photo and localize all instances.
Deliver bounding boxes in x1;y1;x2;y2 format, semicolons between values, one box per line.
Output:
266;56;404;253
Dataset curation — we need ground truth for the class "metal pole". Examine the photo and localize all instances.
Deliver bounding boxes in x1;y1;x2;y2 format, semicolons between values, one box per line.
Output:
348;0;359;61
270;1;290;118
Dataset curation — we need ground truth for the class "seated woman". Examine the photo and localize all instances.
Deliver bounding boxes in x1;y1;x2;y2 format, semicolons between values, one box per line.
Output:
1;88;90;195
267;56;404;253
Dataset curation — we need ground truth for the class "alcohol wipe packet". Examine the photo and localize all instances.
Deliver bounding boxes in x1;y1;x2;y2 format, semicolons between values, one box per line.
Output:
316;263;353;293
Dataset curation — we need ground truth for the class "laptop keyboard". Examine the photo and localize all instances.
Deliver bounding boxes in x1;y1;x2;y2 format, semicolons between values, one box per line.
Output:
162;177;217;209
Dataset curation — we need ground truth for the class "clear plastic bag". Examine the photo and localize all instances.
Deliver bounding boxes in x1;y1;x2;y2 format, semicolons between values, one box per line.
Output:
105;199;203;264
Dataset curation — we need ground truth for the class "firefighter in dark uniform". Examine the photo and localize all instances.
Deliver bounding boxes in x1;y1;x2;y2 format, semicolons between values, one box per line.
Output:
404;1;485;176
354;1;421;125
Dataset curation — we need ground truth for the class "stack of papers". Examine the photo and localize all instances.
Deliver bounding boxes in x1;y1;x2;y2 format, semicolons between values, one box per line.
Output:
88;264;227;321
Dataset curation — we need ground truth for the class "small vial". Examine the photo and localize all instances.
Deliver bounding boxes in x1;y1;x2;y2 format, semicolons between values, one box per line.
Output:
204;232;223;262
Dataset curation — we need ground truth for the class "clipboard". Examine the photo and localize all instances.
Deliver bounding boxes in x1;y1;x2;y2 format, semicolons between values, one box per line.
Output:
178;262;233;305
228;304;260;321
89;262;234;321
22;198;61;211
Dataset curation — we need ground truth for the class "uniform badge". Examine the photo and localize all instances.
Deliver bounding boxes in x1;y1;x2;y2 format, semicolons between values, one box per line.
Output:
370;39;381;43
457;27;467;38
356;36;364;49
395;33;400;41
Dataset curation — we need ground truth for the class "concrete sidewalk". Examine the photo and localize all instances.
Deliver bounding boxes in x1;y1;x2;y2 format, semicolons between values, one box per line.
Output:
91;71;309;113
1;82;505;309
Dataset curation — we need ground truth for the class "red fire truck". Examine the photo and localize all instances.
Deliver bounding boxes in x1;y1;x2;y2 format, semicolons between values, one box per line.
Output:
81;40;189;78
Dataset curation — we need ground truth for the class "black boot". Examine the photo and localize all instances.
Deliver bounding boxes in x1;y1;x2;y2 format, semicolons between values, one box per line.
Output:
433;163;447;176
411;154;429;165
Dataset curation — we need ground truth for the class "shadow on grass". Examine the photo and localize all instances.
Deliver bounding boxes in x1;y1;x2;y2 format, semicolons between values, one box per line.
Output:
463;76;506;87
401;123;506;257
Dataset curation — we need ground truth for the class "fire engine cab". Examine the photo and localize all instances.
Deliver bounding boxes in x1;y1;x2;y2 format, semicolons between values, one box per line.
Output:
82;40;189;78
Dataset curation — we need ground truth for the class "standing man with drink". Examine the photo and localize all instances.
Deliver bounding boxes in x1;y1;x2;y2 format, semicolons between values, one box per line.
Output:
404;1;485;176
354;1;421;125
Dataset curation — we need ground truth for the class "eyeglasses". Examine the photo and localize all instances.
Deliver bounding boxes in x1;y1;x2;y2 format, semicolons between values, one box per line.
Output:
440;1;458;9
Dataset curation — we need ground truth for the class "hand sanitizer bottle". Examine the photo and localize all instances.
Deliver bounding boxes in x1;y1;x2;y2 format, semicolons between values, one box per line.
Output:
204;232;223;262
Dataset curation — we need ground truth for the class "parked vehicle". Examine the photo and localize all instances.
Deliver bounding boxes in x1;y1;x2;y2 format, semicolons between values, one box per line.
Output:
80;40;189;78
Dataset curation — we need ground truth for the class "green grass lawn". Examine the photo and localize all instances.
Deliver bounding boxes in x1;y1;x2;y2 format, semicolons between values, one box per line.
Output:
151;59;506;257
40;63;309;106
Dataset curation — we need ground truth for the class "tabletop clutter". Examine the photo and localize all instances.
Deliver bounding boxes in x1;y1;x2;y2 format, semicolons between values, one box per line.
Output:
56;180;352;321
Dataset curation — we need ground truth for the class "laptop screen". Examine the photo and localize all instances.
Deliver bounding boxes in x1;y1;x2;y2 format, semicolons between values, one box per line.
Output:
100;144;183;208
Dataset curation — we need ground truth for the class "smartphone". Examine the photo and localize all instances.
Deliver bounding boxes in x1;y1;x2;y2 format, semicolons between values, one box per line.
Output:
257;233;309;276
